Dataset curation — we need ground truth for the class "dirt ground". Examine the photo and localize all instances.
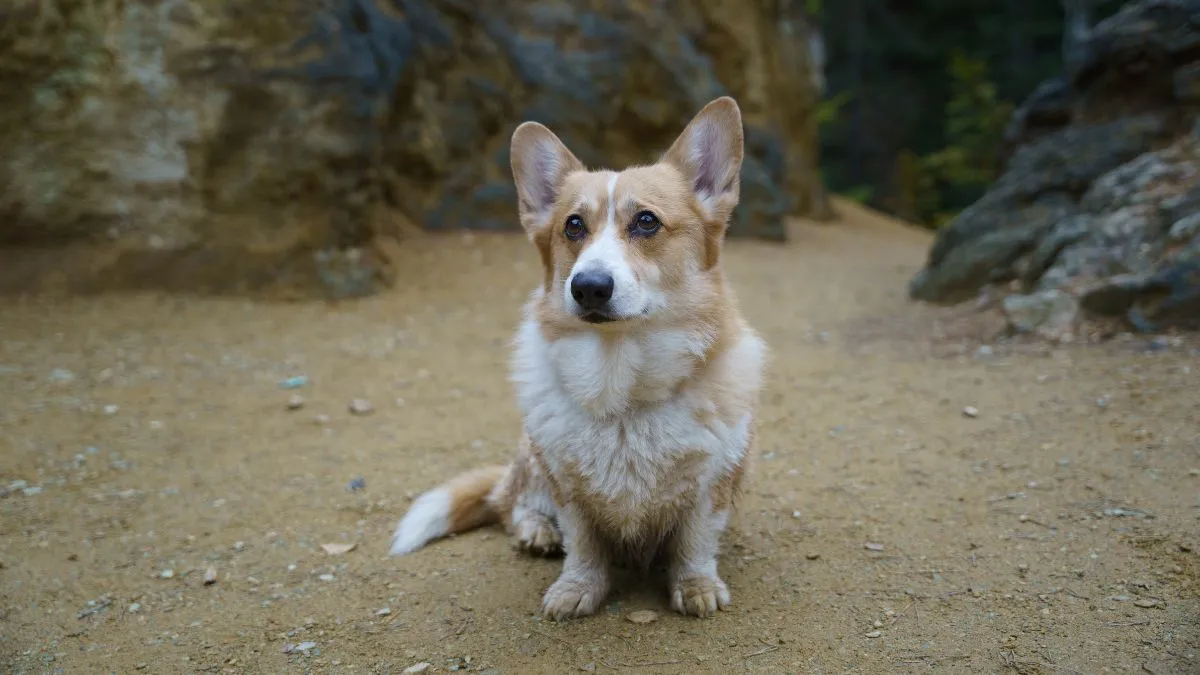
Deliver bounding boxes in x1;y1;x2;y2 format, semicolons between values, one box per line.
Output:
1;202;1197;675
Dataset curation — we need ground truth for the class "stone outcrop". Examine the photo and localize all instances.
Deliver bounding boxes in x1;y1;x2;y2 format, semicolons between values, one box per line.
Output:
910;0;1200;334
0;0;826;298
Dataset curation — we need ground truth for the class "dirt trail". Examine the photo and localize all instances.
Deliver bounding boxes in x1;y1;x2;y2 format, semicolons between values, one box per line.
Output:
1;202;1197;674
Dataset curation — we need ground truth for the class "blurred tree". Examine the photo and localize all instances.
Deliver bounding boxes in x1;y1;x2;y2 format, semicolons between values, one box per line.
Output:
814;0;1125;227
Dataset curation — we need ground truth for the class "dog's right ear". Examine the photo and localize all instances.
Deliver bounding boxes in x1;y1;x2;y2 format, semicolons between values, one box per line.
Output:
510;122;584;238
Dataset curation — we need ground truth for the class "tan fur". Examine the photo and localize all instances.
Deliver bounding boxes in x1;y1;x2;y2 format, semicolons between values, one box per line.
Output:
444;465;510;532
390;97;766;620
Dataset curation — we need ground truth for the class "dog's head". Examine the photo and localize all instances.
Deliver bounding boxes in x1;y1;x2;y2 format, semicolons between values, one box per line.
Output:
510;97;744;330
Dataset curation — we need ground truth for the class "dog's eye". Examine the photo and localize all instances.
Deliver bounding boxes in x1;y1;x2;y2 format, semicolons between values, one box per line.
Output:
563;215;587;241
630;211;661;236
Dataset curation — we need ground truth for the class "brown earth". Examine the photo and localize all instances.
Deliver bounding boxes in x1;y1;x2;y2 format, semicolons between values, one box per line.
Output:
1;201;1198;674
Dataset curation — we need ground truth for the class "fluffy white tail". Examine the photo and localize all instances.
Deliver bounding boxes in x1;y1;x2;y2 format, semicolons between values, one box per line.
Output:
389;465;508;556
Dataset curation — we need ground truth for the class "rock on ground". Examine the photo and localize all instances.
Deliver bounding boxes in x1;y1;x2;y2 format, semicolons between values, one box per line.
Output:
0;0;827;298
910;0;1200;334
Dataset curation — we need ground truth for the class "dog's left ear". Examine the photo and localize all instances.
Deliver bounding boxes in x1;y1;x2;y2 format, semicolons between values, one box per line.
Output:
662;96;745;225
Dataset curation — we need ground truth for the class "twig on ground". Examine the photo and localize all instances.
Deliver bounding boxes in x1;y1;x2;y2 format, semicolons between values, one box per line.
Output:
532;629;570;646
602;659;682;668
744;644;779;659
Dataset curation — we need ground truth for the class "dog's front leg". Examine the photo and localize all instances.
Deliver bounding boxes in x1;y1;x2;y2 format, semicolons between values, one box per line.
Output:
540;503;611;620
667;501;730;617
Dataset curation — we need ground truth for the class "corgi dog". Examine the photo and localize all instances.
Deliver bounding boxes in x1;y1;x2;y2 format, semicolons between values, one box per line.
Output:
389;97;767;620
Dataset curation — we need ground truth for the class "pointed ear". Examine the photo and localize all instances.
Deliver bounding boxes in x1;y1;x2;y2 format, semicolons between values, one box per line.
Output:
510;122;584;237
662;97;745;224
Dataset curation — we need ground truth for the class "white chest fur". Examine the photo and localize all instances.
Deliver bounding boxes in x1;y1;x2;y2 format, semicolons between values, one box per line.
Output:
510;301;765;539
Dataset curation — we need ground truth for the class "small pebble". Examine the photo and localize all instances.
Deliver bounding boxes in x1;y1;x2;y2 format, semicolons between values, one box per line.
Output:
128;603;141;614
287;394;305;410
626;609;658;624
1134;599;1161;608
203;566;218;585
49;368;75;382
320;542;357;555
233;541;245;552
376;607;392;616
22;486;43;496
349;399;374;416
103;405;120;415
873;620;883;628
160;569;175;579
962;406;979;418
279;376;308;389
805;552;820;560
314;414;331;425
347;477;366;492
865;630;882;639
864;542;885;552
319;573;336;582
403;663;432;674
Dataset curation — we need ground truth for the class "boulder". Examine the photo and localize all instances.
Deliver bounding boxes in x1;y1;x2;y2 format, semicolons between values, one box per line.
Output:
1002;289;1080;342
910;0;1200;333
0;0;827;297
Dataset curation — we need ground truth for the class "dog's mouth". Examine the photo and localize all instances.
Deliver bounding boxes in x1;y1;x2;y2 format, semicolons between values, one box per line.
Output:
580;311;617;324
578;306;652;325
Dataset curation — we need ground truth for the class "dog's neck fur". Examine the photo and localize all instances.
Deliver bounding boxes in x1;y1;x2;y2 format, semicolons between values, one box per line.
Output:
513;290;728;419
548;323;714;418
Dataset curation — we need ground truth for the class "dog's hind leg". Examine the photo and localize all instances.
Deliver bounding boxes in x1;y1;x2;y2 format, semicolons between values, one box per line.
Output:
487;433;562;556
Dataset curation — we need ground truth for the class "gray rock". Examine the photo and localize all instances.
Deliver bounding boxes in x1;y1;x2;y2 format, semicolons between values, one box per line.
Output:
1081;147;1192;214
1081;261;1200;331
1175;62;1200;102
1003;290;1080;341
1023;214;1094;286
910;0;1200;331
1079;273;1152;316
1161;185;1200;227
911;196;1078;303
909;216;1054;303
910;116;1166;303
1169;213;1200;244
1132;260;1200;330
0;0;827;297
1037;206;1168;292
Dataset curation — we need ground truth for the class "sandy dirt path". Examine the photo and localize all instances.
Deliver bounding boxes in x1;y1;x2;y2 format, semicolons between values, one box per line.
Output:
1;203;1197;674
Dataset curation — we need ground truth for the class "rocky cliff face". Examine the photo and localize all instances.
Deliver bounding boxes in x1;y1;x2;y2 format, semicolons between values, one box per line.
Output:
910;0;1200;336
0;0;826;298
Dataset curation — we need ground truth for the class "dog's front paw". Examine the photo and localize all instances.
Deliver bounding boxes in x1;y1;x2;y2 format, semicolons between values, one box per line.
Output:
541;575;606;620
515;514;562;556
670;575;730;617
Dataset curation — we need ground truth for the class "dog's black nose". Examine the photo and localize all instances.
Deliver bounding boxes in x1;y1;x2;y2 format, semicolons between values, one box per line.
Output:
571;270;615;311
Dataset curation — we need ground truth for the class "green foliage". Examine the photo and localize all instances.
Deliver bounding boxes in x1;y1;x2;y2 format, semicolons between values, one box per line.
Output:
814;90;875;204
817;1;1127;227
816;89;853;128
840;185;875;205
897;50;1014;228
